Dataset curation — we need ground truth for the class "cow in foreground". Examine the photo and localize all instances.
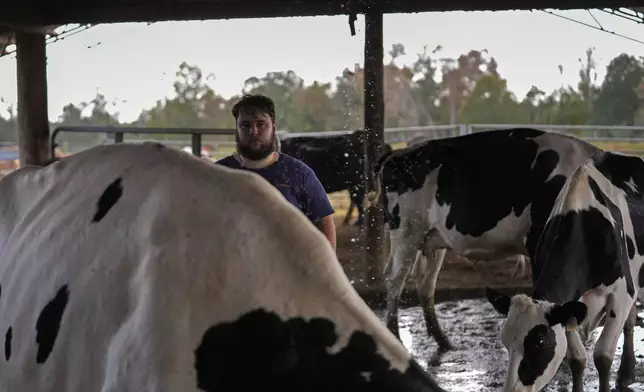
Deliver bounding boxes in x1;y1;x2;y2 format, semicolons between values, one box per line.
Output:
486;150;644;392
280;130;392;226
0;142;446;392
366;128;600;361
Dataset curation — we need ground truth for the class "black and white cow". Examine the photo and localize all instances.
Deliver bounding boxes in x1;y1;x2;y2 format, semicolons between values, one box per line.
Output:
486;150;644;392
0;142;446;392
280;130;392;226
406;134;529;279
365;128;601;359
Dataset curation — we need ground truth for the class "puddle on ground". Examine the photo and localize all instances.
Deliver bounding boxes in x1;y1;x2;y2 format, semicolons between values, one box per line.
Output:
374;299;644;392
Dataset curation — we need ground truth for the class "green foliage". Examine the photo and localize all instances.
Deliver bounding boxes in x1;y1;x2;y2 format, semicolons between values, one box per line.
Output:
1;45;643;146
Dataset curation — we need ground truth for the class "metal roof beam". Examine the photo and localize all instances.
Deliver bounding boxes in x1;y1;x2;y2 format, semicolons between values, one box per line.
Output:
2;0;644;25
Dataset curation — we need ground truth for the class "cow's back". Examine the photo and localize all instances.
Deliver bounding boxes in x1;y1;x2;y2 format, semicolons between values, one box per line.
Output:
280;133;363;193
0;143;234;390
380;129;600;257
0;142;415;391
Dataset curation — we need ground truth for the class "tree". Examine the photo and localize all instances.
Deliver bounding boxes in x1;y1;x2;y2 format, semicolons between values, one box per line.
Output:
138;62;217;129
242;70;304;130
26;44;644;151
460;73;526;124
410;45;442;125
577;47;600;116
439;49;492;124
593;53;644;126
288;81;335;132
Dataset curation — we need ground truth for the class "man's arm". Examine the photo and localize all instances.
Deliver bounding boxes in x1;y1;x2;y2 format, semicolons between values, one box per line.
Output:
300;166;337;251
314;215;337;251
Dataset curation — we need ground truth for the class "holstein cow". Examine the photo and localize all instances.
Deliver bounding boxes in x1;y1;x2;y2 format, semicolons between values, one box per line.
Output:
280;130;392;226
0;142;446;392
406;135;529;279
365;128;600;360
486;150;644;392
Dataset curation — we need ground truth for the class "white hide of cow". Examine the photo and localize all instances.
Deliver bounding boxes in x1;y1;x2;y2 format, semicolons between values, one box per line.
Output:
0;142;442;392
488;155;644;392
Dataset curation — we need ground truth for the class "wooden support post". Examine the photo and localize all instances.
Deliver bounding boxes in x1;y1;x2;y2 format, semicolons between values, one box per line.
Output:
363;10;385;305
16;30;50;166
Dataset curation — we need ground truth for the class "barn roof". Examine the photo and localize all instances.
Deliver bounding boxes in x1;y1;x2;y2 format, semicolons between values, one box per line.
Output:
1;1;643;25
0;25;59;46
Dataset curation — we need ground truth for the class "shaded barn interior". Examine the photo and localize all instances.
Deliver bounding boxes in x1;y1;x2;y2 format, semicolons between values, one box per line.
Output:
1;1;642;306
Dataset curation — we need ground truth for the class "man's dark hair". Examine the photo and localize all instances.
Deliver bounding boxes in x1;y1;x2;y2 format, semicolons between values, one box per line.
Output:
231;94;276;123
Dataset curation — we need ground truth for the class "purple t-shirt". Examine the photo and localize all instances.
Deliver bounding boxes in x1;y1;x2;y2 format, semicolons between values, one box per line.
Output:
216;153;335;222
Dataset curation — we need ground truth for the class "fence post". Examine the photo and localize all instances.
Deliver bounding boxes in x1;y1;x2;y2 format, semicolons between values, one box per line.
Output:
459;124;470;136
191;134;202;156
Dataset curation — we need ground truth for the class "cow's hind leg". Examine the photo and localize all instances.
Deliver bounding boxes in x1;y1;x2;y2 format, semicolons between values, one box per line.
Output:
384;230;424;340
617;303;637;388
415;248;453;365
566;330;587;392
342;199;354;225
510;255;526;279
354;200;364;226
593;290;635;392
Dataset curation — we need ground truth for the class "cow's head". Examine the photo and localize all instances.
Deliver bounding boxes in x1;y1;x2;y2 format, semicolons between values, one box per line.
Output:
484;288;587;392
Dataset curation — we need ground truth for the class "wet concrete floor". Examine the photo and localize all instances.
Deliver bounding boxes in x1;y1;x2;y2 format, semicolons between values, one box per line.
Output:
374;299;644;392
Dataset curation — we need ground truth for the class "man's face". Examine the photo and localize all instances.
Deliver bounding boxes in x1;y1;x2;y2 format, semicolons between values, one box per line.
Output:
235;107;276;161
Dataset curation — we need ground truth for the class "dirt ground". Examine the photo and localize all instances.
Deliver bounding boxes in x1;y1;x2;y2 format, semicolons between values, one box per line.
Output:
333;216;533;295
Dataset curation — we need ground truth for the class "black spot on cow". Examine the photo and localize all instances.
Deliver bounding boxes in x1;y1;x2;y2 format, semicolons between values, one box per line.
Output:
194;308;442;392
593;151;644;256
589;179;607;208
35;284;69;364
517;324;556;386
387;204;401;231
533;180;634;303
152;142;165;150
610;310;616;318
92;178;123;223
626;235;636;260
5;327;11;361
639;264;644;289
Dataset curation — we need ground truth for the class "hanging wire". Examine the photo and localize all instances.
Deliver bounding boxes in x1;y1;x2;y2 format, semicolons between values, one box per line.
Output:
0;24;95;59
541;9;644;46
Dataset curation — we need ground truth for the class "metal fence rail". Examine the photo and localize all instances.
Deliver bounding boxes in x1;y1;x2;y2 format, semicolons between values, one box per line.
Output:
51;125;237;158
50;123;644;159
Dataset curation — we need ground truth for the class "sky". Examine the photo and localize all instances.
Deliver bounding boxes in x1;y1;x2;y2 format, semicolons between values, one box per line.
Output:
0;9;643;123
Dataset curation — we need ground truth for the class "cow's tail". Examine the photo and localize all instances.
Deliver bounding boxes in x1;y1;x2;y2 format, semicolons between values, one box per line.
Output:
363;147;393;209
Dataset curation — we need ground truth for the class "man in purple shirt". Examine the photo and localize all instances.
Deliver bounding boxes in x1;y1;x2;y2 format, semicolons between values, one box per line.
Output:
216;94;337;250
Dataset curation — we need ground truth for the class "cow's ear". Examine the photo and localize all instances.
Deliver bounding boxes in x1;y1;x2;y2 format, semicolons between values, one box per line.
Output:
546;301;587;331
485;287;511;316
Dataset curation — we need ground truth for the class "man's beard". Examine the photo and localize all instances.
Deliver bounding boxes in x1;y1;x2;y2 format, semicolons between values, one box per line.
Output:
236;133;276;161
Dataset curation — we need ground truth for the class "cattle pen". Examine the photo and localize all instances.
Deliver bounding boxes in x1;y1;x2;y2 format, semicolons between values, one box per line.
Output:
3;0;642;309
4;3;644;392
45;122;644;308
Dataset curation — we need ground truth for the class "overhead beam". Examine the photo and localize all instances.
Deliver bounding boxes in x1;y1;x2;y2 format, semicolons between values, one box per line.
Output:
363;10;385;305
0;25;59;45
16;30;50;166
2;0;643;25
